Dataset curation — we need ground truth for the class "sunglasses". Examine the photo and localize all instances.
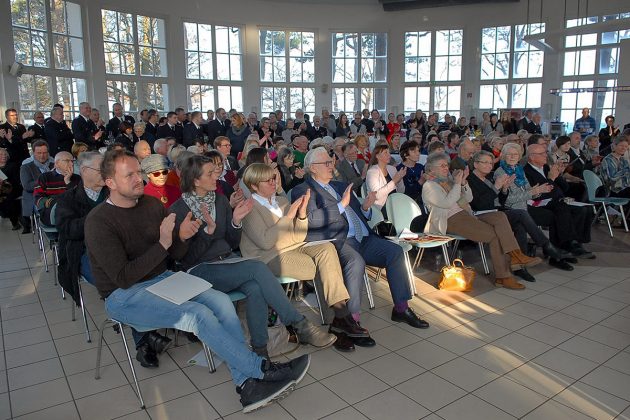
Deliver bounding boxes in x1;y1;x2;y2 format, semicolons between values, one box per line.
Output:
150;170;169;177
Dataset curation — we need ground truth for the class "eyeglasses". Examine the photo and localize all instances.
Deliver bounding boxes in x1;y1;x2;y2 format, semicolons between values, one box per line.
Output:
219;143;231;148
475;160;493;165
60;158;75;163
261;177;277;184
84;166;101;172
503;153;520;158
311;160;334;167
150;170;169;177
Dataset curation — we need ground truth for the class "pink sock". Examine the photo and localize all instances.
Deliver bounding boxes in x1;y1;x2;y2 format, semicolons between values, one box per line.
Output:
352;313;360;322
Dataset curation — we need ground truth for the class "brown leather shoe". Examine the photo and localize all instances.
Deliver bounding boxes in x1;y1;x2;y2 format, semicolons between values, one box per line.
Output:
495;277;526;289
329;315;370;338
509;249;542;271
330;332;355;352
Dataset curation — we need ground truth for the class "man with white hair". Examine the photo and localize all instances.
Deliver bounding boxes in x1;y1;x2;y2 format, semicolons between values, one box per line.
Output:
292;135;309;167
33;151;81;225
153;138;169;157
450;138;476;171
291;148;430;346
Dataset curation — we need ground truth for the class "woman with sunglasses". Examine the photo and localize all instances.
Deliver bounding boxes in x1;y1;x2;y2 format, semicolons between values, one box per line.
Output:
141;154;181;208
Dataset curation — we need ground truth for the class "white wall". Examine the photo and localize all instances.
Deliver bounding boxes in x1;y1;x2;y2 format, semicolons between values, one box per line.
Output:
0;0;628;119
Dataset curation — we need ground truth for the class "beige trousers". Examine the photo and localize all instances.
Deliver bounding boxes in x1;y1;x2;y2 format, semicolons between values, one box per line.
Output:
447;210;519;278
267;242;350;307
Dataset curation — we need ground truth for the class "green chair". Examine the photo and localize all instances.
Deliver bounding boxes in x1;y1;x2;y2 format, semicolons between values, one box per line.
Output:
583;170;629;237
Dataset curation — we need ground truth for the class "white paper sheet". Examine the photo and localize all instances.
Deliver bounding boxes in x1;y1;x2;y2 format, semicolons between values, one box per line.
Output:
0;169;7;181
146;271;212;305
527;198;552;207
398;228;419;240
473;209;498;216
303;239;336;248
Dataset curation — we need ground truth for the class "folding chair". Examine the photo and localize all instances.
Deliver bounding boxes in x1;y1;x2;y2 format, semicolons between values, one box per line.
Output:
583;170;629;237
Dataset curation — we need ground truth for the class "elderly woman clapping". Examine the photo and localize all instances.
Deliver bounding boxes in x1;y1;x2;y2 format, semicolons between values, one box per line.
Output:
422;152;540;289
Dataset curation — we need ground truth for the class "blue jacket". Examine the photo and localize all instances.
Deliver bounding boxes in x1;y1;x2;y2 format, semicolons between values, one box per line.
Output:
290;176;372;250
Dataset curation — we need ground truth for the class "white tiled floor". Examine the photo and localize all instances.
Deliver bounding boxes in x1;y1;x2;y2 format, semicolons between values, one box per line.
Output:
2;217;630;419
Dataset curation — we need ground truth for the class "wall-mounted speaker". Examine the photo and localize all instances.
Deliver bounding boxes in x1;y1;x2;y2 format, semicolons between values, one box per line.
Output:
9;62;23;77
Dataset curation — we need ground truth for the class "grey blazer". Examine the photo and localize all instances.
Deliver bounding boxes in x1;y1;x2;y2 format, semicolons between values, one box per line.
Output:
20;161;52;217
337;159;365;194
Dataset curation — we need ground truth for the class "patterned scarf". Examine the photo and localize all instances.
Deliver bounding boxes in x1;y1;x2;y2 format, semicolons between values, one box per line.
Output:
499;159;528;187
182;191;216;223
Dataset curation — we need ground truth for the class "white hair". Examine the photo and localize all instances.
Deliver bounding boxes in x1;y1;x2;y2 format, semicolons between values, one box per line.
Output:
153;138;167;153
304;147;329;170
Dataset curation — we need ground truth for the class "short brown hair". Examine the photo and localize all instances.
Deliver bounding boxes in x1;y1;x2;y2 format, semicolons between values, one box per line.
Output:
369;144;389;166
100;149;137;181
179;154;214;193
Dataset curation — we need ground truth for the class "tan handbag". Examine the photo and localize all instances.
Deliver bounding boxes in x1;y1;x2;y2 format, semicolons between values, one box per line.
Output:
439;259;476;292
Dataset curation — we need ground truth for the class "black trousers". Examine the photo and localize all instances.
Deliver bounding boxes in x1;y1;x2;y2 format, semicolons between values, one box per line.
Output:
527;200;593;249
504;209;549;251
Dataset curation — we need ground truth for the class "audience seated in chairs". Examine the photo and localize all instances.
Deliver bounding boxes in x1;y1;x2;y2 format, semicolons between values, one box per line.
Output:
19;140;54;233
168;154;336;359
240;163;368;352
84;149;310;413
337;143;366;195
494;143;592;270
467;149;572;281
522;143;596;259
600;136;630;199
291;148;429;329
0;148;23;230
141;154;181;208
422;152;541;290
33;151;81;226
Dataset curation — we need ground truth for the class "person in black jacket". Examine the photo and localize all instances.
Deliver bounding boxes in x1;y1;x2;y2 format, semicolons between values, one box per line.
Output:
156;112;183;144
204;107;230;143
145;109;159;137
44;107;74;156
0;108;34;163
0;148;22;229
524;143;594;258
105;102;135;139
72;102;104;150
468;150;571;281
183;111;205;147
28;112;47;141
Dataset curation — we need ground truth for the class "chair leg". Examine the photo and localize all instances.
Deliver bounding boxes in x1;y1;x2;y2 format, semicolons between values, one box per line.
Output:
619;205;629;232
602;203;614;237
450;240;460;262
363;272;375;309
78;281;91;343
310;280;327;325
412;247;424;270
94;319;111;379
441;244;451;266
118;322;146;409
202;343;216;373
478;243;491;275
403;251;417;296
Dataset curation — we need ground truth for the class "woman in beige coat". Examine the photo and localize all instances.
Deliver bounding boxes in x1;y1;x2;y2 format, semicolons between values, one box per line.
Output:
240;164;373;352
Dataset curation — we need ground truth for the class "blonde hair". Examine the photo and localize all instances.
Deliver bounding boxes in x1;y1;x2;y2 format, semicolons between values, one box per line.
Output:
242;163;275;191
354;134;368;149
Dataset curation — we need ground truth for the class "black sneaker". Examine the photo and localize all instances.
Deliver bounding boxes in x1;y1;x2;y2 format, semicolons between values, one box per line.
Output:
238;377;296;413
261;354;310;383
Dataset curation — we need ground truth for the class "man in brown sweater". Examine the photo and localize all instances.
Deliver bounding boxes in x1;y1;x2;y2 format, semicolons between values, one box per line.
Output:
84;149;309;413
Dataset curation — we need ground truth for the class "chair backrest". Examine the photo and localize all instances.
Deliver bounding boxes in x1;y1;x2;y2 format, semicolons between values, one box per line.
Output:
385;193;424;235
583;170;603;202
367;204;384;230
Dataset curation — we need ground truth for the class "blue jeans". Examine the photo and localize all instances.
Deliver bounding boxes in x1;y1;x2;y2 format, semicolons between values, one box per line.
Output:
190;260;304;349
338;235;412;314
104;271;264;386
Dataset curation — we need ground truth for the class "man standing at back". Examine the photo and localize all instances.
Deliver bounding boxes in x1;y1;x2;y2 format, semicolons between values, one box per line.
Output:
72;102;104;150
0;108;34;163
205;107;230;143
106;103;135;139
44;106;74;155
574;108;597;140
